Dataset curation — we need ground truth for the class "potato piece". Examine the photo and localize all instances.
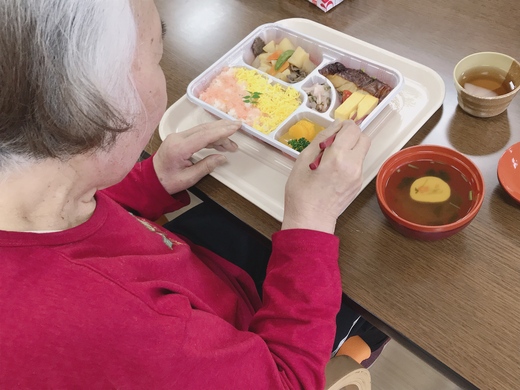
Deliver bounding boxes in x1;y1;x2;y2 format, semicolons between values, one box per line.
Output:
252;53;270;69
277;37;295;53
277;68;291;82
263;40;276;53
251;56;261;68
260;59;270;69
326;74;349;89
336;81;358;93
287;46;308;69
257;52;270;61
302;57;316;74
256;53;270;67
258;64;271;73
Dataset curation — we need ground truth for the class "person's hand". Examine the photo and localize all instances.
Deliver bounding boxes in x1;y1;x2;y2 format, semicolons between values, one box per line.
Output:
282;120;371;234
153;120;241;194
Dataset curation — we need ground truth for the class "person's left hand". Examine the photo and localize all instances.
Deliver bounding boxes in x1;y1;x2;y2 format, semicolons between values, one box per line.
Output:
153;120;241;194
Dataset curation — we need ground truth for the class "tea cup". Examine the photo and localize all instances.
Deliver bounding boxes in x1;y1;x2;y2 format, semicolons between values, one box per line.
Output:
453;52;520;118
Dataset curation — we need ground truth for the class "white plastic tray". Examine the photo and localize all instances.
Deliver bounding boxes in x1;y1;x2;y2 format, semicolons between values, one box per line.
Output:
159;18;445;222
186;23;403;159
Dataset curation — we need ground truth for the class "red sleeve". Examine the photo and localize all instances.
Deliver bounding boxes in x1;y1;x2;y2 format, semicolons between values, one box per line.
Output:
249;229;342;388
121;229;342;389
100;156;190;220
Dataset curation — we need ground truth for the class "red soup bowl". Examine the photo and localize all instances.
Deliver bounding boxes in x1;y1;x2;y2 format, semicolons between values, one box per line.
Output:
376;145;485;240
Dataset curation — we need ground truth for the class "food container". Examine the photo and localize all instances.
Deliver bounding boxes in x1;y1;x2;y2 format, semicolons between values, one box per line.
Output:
187;23;404;159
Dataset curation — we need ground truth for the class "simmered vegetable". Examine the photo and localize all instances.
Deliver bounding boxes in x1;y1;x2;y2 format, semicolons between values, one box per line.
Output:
302;83;331;113
250;37;317;83
275;50;295;70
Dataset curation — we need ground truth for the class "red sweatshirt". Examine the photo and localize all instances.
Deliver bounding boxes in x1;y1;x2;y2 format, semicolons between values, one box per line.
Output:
0;157;342;389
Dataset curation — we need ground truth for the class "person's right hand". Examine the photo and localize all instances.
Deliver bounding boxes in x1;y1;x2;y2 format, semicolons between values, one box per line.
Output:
281;120;371;234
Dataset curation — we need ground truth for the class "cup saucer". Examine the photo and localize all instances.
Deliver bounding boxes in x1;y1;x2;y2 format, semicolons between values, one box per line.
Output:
497;142;520;202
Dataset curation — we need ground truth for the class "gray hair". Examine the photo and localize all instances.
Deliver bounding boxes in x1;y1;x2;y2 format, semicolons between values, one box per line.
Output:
0;0;139;170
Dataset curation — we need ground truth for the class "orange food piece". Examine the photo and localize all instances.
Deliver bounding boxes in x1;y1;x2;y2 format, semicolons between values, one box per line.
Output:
267;50;282;61
277;60;290;73
342;90;352;103
288;120;315;141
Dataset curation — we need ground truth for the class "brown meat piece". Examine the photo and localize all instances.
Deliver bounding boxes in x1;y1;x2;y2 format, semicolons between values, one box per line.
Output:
251;37;266;58
319;62;392;100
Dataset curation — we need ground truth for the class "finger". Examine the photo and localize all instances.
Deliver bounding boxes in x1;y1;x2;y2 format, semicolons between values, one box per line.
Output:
213;145;228;152
207;137;238;152
298;120;344;160
350;132;371;159
180;119;239;138
179;120;241;154
328;121;362;152
311;120;345;145
302;121;359;166
316;128;369;170
175;154;227;188
324;132;371;172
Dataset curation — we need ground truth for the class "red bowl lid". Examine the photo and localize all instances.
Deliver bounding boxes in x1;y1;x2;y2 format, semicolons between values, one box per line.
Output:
497;142;520;203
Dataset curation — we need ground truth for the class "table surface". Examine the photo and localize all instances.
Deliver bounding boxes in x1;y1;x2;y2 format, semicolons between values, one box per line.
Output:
152;1;520;388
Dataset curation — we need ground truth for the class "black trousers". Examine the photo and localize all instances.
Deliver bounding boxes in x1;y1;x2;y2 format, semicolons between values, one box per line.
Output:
164;196;387;354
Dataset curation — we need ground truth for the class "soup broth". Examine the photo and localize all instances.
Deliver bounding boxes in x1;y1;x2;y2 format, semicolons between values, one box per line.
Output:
384;160;474;226
459;65;516;96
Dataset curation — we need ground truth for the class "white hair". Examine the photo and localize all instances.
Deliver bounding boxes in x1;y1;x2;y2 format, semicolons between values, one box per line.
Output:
0;0;139;171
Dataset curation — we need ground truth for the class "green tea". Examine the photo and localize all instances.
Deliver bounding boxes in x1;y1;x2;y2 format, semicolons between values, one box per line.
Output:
459;65;515;96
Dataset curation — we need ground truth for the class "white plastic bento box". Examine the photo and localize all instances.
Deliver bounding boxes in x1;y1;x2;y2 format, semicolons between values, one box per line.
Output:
187;23;404;159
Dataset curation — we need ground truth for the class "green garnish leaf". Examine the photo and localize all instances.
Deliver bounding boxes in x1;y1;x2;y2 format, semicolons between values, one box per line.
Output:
288;137;310;152
398;176;415;189
243;91;262;105
424;168;450;182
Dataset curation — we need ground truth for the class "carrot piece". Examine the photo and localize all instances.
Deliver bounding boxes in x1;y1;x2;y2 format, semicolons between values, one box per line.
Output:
277;60;290;73
267;49;282;61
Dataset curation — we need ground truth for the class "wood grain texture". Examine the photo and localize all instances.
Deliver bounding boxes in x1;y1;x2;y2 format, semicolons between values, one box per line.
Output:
151;1;520;388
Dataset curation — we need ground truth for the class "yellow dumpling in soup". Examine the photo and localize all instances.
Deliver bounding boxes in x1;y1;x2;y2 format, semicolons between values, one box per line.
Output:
410;176;451;203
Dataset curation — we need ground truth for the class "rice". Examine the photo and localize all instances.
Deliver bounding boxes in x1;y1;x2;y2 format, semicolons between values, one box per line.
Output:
199;67;301;134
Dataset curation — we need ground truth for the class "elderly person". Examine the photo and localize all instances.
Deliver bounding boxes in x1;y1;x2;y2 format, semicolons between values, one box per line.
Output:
0;0;384;388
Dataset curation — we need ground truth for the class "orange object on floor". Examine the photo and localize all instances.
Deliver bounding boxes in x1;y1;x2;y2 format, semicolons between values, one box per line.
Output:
154;214;169;226
336;335;371;364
